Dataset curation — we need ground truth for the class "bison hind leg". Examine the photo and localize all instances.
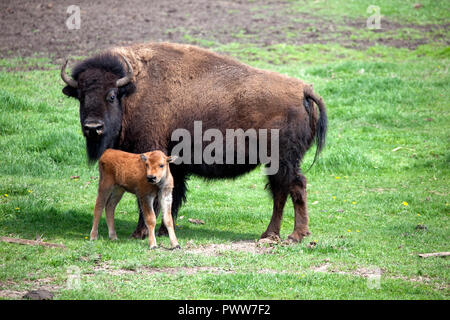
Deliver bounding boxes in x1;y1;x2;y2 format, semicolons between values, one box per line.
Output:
261;121;311;242
260;162;294;240
288;170;311;242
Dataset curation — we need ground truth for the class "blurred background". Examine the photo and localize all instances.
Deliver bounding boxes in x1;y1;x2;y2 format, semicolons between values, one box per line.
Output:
1;0;448;62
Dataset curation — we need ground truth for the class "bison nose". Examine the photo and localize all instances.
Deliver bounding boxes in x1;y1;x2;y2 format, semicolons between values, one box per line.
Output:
83;121;104;136
147;175;156;183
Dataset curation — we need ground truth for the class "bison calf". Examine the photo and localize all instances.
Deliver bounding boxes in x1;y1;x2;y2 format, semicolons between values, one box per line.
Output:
90;149;180;249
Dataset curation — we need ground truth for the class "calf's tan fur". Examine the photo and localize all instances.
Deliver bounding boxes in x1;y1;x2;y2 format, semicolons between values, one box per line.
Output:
90;149;179;249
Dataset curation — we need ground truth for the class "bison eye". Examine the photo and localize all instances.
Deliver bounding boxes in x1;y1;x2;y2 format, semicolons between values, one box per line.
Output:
106;90;117;103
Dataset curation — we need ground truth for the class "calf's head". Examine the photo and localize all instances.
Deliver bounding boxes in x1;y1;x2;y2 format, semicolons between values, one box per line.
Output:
140;151;177;184
61;53;136;161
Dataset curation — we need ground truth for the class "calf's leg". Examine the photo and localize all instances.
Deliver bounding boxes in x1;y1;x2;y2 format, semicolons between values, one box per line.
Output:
157;170;187;236
139;195;158;249
91;179;114;240
104;187;125;240
159;192;180;249
132;171;187;238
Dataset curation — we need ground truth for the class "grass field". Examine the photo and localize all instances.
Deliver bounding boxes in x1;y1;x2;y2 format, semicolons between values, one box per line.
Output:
0;1;449;300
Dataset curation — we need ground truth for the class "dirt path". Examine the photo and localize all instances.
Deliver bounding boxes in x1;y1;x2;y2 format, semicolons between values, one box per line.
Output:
1;0;447;62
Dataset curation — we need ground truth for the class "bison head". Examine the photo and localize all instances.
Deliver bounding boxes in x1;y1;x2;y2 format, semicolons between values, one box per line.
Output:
61;53;136;162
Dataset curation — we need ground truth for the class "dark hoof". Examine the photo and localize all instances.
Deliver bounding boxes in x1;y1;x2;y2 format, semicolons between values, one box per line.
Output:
171;245;181;250
130;228;148;239
149;245;158;250
287;230;310;243
260;232;281;242
157;227;169;237
286;236;301;243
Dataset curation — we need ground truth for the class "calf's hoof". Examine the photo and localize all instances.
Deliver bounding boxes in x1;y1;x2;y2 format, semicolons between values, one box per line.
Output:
109;235;118;241
149;245;158;250
171;245;181;250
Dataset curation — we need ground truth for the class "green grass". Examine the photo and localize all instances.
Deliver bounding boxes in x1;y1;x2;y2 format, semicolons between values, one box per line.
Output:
289;0;450;24
0;1;449;300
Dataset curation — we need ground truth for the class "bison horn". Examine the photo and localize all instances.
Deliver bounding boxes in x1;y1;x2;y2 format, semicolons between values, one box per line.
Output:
60;58;78;88
116;55;134;87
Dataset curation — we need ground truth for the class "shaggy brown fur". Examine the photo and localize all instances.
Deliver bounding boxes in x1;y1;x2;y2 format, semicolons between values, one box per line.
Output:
62;42;327;243
90;149;179;249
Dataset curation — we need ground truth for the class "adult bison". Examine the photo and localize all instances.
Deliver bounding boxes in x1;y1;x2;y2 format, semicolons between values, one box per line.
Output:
61;42;327;242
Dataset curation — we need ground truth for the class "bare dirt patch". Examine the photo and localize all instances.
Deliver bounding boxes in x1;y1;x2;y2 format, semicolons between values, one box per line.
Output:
0;289;25;299
83;240;278;277
311;262;385;278
184;240;275;256
0;277;62;300
310;262;447;289
1;0;447;63
92;263;235;276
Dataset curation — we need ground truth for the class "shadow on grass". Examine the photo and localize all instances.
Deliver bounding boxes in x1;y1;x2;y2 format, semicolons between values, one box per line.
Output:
0;207;258;243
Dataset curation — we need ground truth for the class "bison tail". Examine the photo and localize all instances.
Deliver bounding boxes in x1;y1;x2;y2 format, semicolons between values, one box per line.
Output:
304;85;328;171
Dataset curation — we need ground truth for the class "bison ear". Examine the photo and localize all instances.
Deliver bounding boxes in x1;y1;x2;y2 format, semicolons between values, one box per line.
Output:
118;82;136;98
62;86;78;98
140;154;147;162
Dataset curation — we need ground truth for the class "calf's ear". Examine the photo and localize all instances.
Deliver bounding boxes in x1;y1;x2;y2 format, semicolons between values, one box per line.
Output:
62;86;78;98
167;155;178;163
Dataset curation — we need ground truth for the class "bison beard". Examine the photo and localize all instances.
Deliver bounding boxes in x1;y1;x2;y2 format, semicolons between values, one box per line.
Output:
85;133;111;164
61;42;327;242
